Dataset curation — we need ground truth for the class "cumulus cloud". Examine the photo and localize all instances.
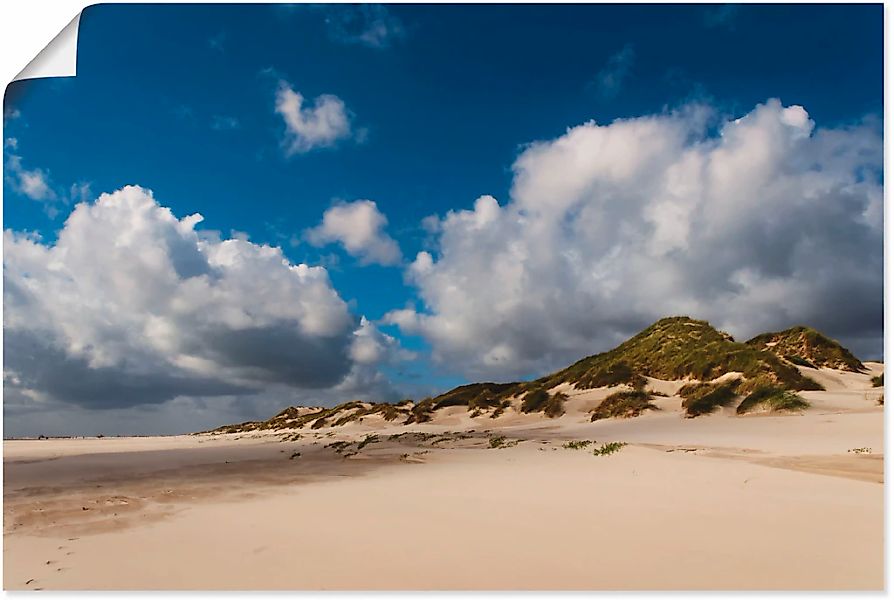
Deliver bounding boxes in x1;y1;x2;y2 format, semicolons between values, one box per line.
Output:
591;44;635;99
324;4;405;48
6;155;55;201
306;199;402;266
4;153;63;217
387;100;883;379
350;317;416;365
275;80;352;154
4;186;404;429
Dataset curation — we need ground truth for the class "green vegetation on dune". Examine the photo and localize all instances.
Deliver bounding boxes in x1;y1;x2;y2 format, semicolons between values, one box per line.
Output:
590;390;658;421
593;442;627;456
680;381;740;417
871;373;884;387
520;388;567;418
203;316;855;433
746;326;865;372
537;317;823;394
736;385;809;415
430;382;520;411
490;399;512;419
784;354;818;369
543;392;568;418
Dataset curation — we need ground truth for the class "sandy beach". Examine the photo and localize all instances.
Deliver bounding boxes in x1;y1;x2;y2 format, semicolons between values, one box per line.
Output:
3;364;884;590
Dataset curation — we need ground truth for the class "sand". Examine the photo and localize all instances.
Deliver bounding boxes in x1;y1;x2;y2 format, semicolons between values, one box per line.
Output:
3;364;884;590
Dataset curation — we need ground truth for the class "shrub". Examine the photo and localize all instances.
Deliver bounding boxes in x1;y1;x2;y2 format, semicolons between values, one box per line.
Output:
590;390;657;421
871;373;884;387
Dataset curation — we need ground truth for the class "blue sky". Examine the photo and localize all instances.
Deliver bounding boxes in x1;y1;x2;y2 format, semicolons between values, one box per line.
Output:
3;4;883;435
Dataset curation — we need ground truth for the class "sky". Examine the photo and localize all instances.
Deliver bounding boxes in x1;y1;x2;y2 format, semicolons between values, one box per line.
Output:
2;3;883;437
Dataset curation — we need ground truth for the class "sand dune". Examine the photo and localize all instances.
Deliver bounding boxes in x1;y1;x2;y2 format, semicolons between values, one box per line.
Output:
3;365;884;590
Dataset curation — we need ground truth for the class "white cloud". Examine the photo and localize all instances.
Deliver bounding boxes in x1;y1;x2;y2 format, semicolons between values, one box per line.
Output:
275;80;352;154
324;4;405;48
592;44;635;99
69;181;92;203
4;186;404;424
388;100;883;379
5;154;60;215
4;137;17;149
306;199;402;266
350;316;416;365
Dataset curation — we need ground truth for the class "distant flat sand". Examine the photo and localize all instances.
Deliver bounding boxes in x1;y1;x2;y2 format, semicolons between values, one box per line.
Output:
3;365;884;590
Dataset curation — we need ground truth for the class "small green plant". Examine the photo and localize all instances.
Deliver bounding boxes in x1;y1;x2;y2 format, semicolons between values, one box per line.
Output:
562;440;594;450
871;373;884;387
593;442;627;456
289;451;301;460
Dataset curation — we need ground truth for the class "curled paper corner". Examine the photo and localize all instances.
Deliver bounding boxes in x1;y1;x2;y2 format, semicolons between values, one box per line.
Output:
13;12;82;82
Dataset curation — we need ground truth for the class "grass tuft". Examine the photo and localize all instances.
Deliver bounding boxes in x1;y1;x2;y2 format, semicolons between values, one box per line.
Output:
680;381;739;417
590;390;658;421
736;385;809;415
784;354;818;369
